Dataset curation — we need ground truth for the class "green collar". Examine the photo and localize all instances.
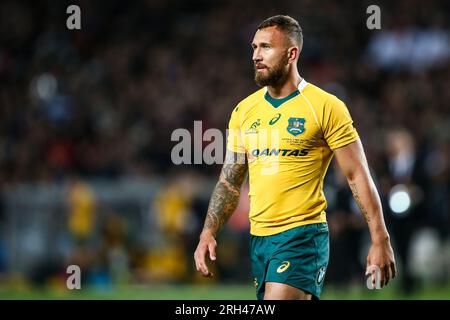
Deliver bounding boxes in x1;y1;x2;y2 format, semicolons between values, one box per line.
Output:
264;89;300;108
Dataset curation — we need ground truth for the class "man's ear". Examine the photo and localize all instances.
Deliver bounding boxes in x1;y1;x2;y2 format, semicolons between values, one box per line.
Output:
288;46;299;64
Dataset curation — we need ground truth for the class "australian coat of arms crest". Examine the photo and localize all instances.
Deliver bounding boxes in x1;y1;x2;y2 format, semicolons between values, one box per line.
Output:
287;117;306;136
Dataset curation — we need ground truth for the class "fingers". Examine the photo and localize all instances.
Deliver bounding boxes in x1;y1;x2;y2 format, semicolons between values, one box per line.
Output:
366;263;396;288
382;265;391;287
381;261;397;287
194;242;216;278
194;247;211;277
372;265;389;288
371;268;378;289
366;259;373;286
365;265;378;289
208;242;217;261
365;264;388;288
366;242;397;288
390;261;397;279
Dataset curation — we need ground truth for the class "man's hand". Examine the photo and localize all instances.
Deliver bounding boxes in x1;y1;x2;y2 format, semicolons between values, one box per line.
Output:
334;139;397;288
194;231;217;277
194;150;247;278
366;238;397;288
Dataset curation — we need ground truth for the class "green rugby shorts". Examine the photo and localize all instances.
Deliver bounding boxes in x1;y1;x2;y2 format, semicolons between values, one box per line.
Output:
250;222;330;300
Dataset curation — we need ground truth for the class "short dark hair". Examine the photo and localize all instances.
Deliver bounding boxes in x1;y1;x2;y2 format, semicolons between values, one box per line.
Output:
258;15;303;49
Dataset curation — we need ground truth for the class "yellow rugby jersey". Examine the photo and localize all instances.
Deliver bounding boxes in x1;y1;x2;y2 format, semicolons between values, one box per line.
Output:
227;79;359;236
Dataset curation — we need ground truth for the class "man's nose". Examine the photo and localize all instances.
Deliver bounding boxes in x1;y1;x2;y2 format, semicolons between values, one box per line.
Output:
253;49;262;62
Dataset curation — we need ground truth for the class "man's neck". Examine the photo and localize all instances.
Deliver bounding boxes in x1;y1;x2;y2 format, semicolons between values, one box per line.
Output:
267;73;302;99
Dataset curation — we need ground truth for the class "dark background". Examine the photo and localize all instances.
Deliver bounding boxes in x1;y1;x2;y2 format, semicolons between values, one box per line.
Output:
0;0;449;298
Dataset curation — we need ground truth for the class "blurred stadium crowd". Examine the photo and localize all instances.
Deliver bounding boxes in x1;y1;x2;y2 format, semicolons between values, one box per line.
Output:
0;0;449;295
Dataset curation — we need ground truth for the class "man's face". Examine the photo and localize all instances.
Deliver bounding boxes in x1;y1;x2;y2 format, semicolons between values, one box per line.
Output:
252;26;291;87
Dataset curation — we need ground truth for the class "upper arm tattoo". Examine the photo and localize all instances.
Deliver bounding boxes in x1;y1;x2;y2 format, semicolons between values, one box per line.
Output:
203;151;248;234
221;150;248;187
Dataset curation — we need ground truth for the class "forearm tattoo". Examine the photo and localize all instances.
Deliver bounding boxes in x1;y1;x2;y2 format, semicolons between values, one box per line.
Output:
349;182;371;223
203;152;248;234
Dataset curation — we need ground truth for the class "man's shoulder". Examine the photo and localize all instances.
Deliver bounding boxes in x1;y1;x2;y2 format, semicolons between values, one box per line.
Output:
301;82;349;119
303;82;341;104
232;87;266;114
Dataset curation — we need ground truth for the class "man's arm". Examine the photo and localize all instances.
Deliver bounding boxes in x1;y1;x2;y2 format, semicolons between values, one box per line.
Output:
334;138;397;288
194;150;248;277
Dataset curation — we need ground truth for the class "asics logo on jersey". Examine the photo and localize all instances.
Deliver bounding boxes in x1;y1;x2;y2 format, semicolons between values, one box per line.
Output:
269;113;281;125
316;266;327;285
277;261;291;273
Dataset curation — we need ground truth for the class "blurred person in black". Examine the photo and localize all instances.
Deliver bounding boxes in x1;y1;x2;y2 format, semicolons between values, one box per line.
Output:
382;129;423;294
